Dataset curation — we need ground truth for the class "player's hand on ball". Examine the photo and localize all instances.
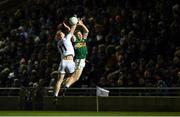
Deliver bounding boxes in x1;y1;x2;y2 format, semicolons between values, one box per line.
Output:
78;18;84;26
69;16;78;25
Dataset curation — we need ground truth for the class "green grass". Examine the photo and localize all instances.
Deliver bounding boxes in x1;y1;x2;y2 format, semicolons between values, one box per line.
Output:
0;111;180;116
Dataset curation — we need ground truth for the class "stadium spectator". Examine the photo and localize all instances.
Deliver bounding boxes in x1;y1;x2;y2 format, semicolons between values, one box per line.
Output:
0;0;179;88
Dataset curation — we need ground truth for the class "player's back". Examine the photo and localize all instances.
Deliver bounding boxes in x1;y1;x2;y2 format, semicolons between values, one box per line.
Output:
57;33;75;59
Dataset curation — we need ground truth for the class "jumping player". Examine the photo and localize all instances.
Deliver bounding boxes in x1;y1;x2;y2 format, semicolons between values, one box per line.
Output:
54;20;77;102
63;18;89;90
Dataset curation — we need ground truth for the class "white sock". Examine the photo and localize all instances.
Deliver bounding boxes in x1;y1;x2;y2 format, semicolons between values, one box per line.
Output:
65;84;70;88
55;92;58;97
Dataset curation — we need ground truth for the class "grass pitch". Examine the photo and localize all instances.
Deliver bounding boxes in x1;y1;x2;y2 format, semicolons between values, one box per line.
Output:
0;111;180;116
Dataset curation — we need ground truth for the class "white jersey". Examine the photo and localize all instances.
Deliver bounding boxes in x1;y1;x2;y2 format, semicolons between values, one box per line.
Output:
57;33;75;59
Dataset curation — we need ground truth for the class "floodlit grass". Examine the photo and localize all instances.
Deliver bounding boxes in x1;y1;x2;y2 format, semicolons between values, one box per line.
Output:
0;111;180;116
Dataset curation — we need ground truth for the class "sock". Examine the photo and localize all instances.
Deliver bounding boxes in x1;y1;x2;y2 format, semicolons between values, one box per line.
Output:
65;84;70;88
54;92;58;97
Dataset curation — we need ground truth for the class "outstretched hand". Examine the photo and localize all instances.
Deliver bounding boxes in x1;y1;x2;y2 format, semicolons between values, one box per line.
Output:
63;21;67;27
63;20;70;31
78;18;84;26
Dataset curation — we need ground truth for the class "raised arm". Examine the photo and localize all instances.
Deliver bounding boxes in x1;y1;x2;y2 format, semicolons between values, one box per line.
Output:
63;20;77;34
78;19;89;39
63;21;70;31
69;24;77;35
65;22;77;40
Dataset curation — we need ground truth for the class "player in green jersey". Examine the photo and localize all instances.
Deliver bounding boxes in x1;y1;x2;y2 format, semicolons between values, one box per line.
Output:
72;19;89;85
62;18;89;91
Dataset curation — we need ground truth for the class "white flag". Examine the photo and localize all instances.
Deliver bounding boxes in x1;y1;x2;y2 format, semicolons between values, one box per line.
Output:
96;86;110;97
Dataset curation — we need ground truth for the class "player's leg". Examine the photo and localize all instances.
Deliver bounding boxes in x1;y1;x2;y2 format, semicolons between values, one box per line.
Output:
68;68;83;85
53;73;65;103
65;59;85;87
53;61;66;103
54;73;65;97
61;60;75;95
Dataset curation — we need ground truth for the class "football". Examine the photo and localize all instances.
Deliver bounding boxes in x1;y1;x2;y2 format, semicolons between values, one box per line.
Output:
69;17;78;25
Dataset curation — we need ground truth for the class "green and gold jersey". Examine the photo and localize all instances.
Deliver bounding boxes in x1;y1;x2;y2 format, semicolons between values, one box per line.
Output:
74;38;88;59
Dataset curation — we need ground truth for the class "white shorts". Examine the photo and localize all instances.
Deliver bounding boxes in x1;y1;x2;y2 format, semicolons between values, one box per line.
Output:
58;60;75;74
75;59;86;70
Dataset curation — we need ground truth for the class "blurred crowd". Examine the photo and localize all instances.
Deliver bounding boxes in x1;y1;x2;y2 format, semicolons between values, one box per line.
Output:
0;0;180;88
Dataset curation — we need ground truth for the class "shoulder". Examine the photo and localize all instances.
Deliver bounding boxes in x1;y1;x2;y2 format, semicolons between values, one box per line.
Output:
65;33;73;40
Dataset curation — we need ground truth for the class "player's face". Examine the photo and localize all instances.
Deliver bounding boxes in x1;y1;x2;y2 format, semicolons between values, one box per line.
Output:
76;31;82;39
56;32;65;40
60;32;65;39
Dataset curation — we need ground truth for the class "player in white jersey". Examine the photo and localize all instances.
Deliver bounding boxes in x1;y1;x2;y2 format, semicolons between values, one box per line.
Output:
54;21;77;102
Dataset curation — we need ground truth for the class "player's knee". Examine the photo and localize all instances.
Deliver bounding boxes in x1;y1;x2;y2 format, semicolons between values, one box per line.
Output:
74;74;81;81
74;77;79;81
57;79;63;84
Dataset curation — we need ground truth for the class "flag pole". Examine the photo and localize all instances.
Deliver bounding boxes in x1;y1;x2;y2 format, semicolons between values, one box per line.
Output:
96;86;99;112
96;94;99;112
96;86;110;112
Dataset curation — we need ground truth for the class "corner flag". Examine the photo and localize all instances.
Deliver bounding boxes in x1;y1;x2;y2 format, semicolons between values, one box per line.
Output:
96;86;110;97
